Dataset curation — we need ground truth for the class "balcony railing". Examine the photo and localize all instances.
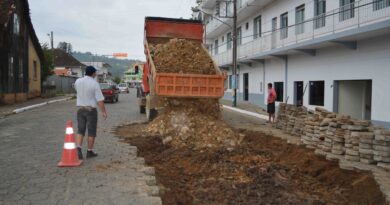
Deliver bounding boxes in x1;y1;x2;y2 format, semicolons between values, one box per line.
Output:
211;0;390;66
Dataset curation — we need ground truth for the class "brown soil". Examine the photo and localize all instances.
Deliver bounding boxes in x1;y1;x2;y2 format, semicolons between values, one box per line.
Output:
150;38;216;75
147;98;242;150
147;38;239;150
117;124;386;205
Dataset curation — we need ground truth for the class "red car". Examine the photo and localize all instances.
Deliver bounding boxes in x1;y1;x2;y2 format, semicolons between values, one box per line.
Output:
99;83;119;103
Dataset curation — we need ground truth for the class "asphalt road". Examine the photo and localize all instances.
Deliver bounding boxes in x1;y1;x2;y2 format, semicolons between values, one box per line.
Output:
0;91;161;205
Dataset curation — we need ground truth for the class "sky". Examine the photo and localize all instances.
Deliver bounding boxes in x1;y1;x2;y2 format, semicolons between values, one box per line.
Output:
29;0;196;60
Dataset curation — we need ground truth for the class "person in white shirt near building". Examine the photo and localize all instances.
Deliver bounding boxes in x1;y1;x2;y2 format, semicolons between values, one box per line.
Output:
74;66;108;159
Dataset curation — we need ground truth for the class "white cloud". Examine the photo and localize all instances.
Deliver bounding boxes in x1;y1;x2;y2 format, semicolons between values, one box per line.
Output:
29;0;196;60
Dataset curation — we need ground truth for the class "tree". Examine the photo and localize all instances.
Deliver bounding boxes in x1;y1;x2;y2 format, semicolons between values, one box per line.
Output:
41;43;54;82
57;41;72;53
113;76;121;84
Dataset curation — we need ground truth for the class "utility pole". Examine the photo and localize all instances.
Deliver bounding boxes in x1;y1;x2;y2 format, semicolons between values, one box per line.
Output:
232;0;238;107
48;31;54;68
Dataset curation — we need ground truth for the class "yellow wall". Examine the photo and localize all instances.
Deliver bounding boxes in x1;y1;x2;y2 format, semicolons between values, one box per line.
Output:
28;37;42;98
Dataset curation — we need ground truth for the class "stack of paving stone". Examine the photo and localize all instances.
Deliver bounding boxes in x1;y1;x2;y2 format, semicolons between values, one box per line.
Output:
344;124;361;162
373;127;390;169
317;115;334;152
285;105;297;134
302;107;328;149
291;106;308;137
329;115;352;156
276;103;287;130
348;121;376;164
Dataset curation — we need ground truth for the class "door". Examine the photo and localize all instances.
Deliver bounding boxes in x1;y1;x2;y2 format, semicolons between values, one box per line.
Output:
271;17;277;48
336;80;371;120
294;81;304;106
243;73;249;101
280;13;288;39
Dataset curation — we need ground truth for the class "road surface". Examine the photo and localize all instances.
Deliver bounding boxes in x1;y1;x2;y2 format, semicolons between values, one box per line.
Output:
0;92;161;205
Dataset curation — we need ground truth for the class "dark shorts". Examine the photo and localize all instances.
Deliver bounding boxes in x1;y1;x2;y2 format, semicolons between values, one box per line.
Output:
267;102;275;114
77;108;98;137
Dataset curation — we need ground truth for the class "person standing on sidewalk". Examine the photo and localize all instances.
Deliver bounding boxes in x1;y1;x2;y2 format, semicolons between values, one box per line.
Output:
74;66;108;159
267;83;277;123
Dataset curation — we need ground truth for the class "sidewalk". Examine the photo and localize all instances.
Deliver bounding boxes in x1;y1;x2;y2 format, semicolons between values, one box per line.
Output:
0;94;74;118
219;99;268;116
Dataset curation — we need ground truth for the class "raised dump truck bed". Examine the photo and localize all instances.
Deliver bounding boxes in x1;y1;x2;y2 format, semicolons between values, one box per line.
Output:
144;17;225;98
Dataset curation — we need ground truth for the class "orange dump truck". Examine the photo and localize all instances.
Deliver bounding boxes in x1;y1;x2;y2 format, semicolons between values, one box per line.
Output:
138;17;225;120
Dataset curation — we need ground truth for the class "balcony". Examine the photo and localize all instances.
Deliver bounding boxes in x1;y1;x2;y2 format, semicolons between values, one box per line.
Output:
205;0;273;39
212;0;390;66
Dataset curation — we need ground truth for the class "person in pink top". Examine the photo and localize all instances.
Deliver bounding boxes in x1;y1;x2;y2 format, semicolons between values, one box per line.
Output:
267;83;277;123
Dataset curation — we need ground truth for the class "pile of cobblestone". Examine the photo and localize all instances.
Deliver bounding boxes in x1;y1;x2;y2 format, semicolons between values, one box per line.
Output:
276;104;390;171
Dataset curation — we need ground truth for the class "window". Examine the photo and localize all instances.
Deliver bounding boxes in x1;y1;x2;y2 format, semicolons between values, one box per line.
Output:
296;5;305;35
227;32;232;49
314;0;326;29
237;27;242;45
280;13;288;39
8;55;13;77
374;0;390;10
33;61;37;80
238;0;243;8
13;14;20;35
274;82;284;102
245;22;249;30
340;0;355;21
309;81;325;106
260;82;263;93
19;59;23;78
214;39;219;55
253;15;262;39
222;36;225;43
210;44;213;54
228;75;232;89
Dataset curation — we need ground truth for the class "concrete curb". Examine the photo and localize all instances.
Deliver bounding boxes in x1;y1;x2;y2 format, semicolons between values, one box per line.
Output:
1;97;73;118
222;105;269;120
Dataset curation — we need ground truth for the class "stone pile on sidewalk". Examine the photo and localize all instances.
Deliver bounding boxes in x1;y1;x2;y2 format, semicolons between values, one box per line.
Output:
276;103;390;172
374;127;390;170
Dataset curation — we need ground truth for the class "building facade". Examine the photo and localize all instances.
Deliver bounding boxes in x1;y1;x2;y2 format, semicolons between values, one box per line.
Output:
81;61;111;83
0;0;44;104
53;49;86;78
199;0;390;128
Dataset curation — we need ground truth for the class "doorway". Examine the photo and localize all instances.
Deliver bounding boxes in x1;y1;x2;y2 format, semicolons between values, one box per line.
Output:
271;17;277;49
294;81;304;106
243;73;249;101
334;80;372;120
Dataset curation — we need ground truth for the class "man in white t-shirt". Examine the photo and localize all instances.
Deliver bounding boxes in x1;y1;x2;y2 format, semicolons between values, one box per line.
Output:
74;66;108;159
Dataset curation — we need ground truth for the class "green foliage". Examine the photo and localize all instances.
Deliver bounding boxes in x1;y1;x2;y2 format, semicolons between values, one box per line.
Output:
41;43;54;82
113;76;121;84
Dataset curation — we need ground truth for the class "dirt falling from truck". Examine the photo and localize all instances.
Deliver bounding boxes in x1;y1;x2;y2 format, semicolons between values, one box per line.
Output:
147;39;241;150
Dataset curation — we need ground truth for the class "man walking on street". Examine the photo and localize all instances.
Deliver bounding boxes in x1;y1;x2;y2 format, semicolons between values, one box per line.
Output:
74;66;108;159
267;83;277;123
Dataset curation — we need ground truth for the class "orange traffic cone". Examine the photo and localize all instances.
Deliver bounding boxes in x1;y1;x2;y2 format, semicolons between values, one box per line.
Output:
58;121;82;167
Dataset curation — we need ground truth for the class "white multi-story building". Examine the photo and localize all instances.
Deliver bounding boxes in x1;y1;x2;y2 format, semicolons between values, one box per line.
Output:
199;0;390;128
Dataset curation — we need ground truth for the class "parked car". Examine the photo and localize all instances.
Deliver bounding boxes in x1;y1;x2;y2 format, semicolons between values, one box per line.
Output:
117;83;129;93
99;83;119;103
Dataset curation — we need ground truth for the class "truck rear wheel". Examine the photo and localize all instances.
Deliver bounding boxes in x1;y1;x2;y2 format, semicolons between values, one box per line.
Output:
146;108;158;121
140;105;146;114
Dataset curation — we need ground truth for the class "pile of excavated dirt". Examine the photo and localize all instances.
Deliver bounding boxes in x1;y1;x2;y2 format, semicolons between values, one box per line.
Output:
146;98;243;150
149;38;216;74
147;39;241;149
117;125;386;205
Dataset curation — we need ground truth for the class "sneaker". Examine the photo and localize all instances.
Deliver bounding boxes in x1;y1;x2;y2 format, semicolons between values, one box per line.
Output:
86;150;98;158
77;147;83;160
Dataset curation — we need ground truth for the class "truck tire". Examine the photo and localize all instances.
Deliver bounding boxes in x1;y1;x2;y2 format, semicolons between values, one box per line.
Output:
146;108;158;121
140;105;146;114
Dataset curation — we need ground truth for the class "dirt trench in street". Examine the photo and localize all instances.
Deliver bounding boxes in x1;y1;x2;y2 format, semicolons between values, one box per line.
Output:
116;123;386;205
